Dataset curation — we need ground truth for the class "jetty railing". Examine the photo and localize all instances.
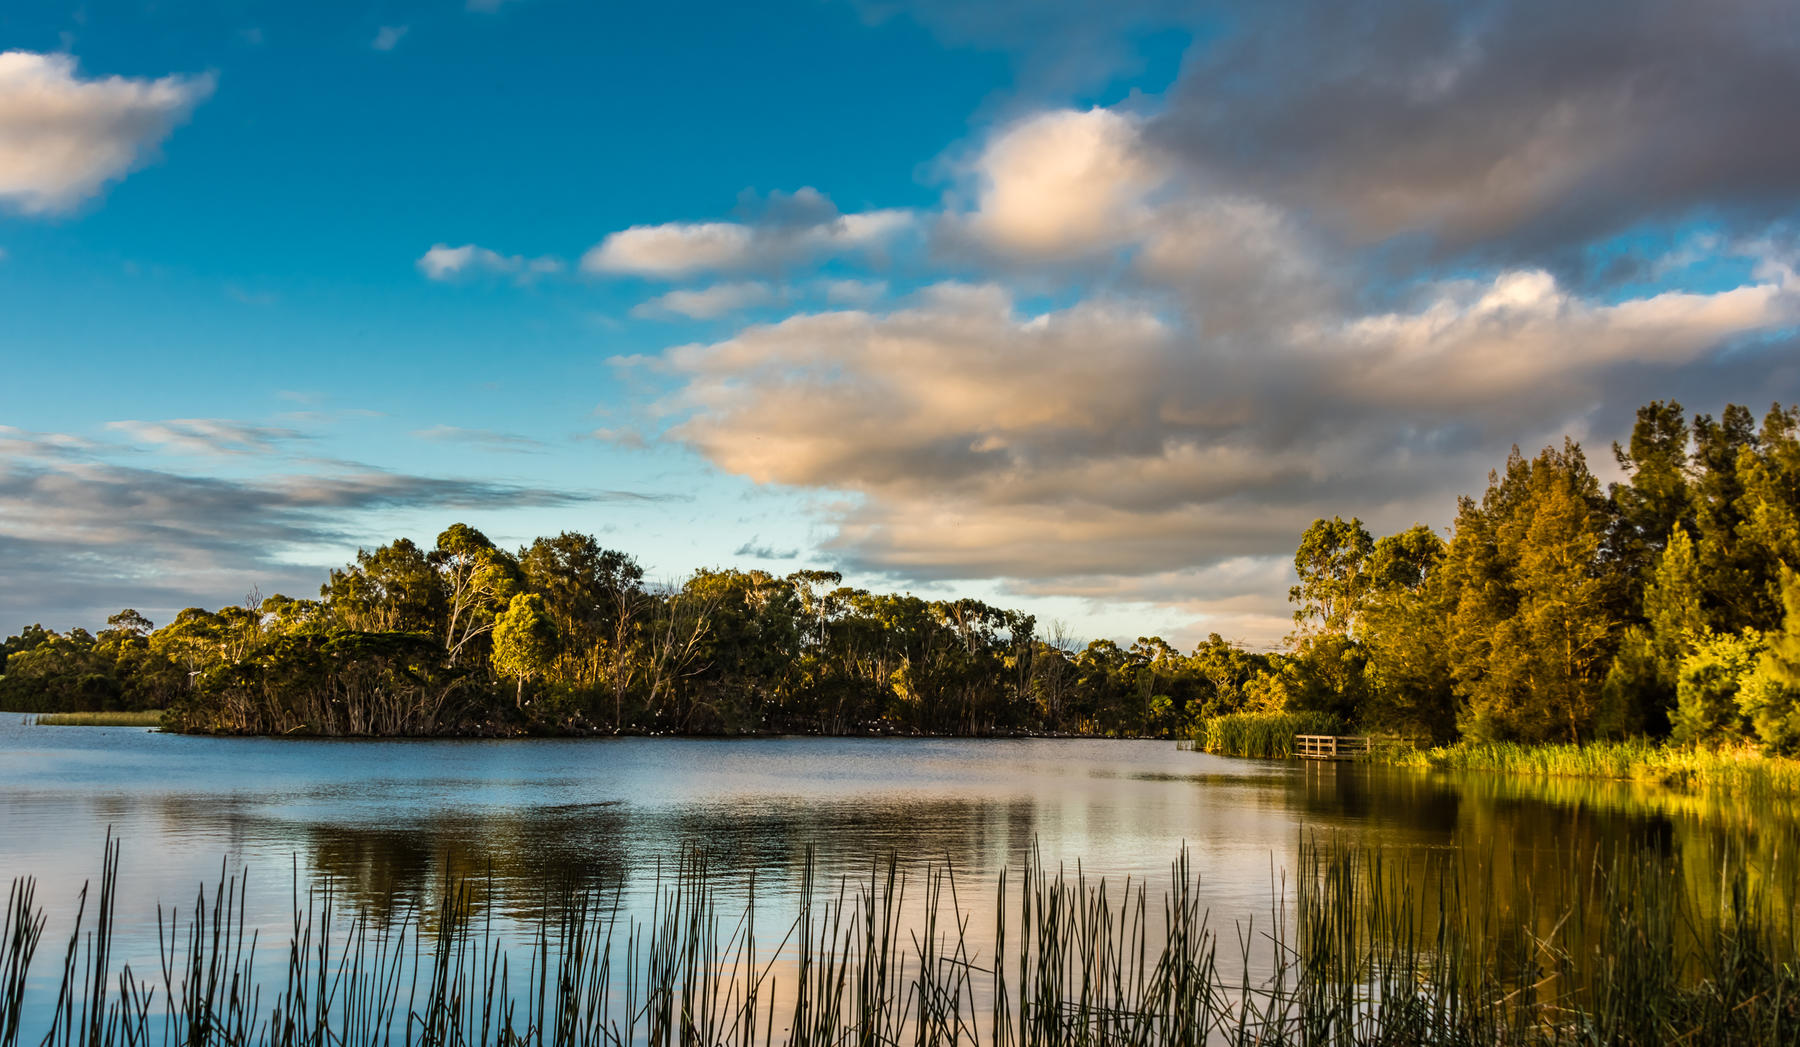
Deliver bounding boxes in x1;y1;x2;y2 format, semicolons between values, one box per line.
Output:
1295;734;1372;760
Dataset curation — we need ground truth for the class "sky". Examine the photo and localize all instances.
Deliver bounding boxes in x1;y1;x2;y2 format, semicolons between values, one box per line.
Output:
2;0;1798;649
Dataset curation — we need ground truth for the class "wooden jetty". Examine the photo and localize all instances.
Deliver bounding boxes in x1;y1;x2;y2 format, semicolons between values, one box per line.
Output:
1295;734;1372;760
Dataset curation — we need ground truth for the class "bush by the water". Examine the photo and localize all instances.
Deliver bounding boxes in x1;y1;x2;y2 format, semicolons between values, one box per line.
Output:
1196;710;1346;757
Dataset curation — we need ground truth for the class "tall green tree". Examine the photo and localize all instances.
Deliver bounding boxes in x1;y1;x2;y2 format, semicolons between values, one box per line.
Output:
1445;443;1620;742
492;593;558;708
433;524;520;665
1361;525;1456;740
1289;516;1375;635
1610;400;1690;596
1691;405;1764;631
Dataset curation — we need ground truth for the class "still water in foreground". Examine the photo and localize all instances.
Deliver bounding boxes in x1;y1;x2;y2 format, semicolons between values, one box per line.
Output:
2;713;1797;1040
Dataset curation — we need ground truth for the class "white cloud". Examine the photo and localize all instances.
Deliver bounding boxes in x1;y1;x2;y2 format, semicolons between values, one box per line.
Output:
959;107;1166;257
586;222;755;276
581;189;912;277
1330;268;1799;405
631;281;781;320
417;242;563;281
372;26;410;51
0;51;214;214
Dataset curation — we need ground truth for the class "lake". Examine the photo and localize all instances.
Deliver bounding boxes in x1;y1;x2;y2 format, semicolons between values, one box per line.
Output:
3;713;1796;1040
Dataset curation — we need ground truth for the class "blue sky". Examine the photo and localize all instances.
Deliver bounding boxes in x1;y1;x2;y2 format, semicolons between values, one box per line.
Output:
3;0;1798;645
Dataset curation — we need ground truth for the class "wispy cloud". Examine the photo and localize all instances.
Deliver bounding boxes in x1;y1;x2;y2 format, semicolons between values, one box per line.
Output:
105;418;310;457
412;424;546;453
0;450;679;631
371;25;409;51
734;537;799;560
631;281;781;320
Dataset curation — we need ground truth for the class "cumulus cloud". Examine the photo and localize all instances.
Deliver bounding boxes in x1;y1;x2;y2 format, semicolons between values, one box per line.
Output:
0;51;214;214
957;107;1166;258
875;0;1800;256
1146;0;1800;253
632;281;781;320
417;242;563;281
582;188;911;277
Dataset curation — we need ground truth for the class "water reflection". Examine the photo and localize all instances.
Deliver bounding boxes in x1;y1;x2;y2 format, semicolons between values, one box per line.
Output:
3;714;1794;975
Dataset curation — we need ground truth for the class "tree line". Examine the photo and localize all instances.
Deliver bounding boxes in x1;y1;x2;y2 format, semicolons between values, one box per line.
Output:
0;525;1284;736
1278;400;1800;751
3;398;1796;744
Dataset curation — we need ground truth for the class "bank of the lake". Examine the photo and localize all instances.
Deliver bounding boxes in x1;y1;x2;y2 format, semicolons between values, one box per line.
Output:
1191;712;1800;799
1376;737;1800;796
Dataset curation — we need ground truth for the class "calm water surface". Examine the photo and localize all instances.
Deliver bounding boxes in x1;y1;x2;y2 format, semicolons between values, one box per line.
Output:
4;712;1796;1010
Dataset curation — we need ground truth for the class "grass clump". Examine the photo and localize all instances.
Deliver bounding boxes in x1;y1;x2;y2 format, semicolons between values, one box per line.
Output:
29;710;165;728
1192;710;1346;757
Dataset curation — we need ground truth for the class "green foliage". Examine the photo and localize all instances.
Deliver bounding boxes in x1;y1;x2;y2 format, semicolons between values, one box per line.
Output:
491;593;558;706
1288;516;1374;634
1673;630;1762;744
1271;400;1800;756
10;521;1281;737
1644;525;1704;679
165;629;474;736
1443;442;1620;743
1742;568;1800;752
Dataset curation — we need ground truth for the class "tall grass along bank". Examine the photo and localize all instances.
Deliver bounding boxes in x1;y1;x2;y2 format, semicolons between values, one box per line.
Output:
1187;710;1346;758
6;838;1792;1047
29;710;165;728
1382;739;1800;798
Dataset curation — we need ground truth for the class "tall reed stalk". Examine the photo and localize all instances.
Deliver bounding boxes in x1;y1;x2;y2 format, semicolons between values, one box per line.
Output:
1;838;1794;1046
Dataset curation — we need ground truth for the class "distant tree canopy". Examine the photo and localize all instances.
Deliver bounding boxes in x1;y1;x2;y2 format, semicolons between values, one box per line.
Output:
0;522;1281;738
6;400;1798;748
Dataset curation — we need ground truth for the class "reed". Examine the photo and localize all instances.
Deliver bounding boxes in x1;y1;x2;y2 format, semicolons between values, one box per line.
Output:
1188;710;1347;758
1;838;1795;1047
29;711;166;728
1383;739;1800;798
